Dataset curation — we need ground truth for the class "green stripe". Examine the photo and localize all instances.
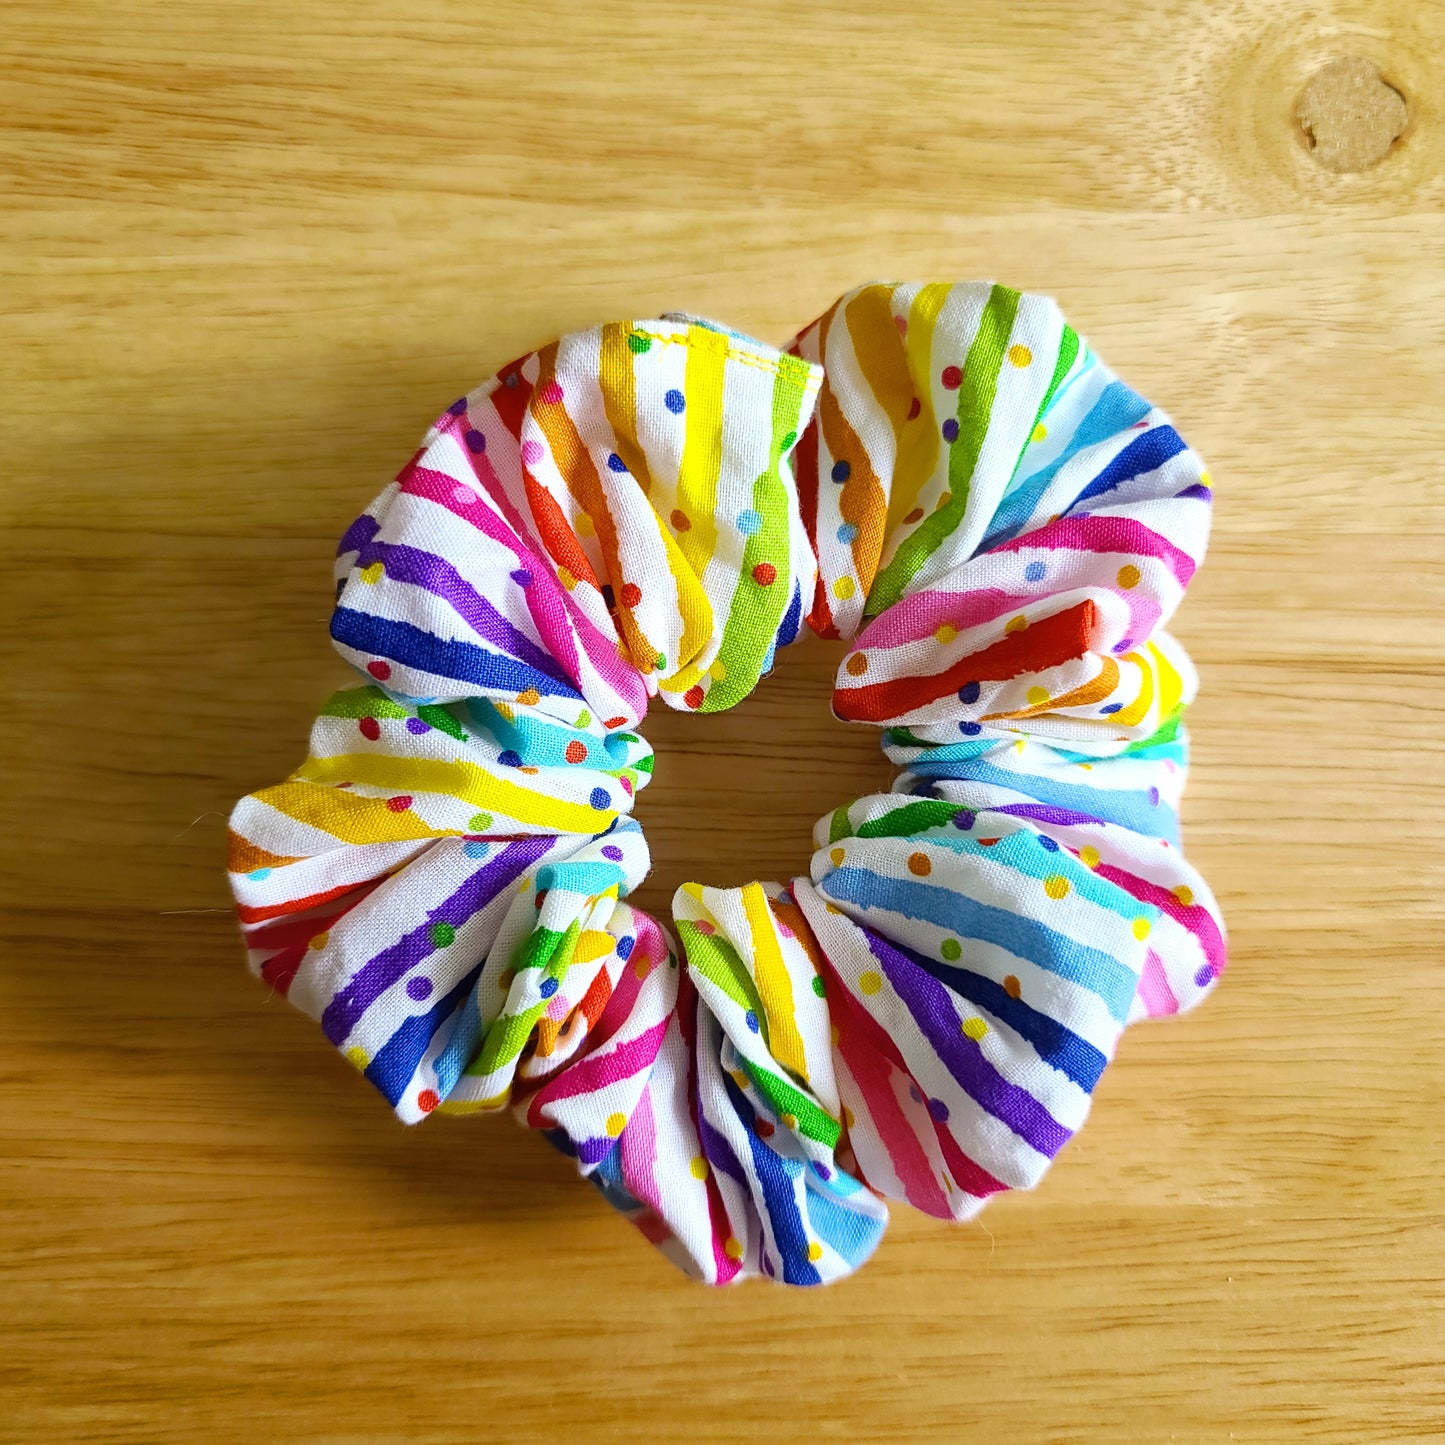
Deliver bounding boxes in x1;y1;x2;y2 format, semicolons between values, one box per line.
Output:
322;686;410;720
827;806;852;844
744;1062;841;1147
867;285;1022;615
700;361;814;712
415;703;468;741
467;999;547;1076
855;799;965;839
677;919;766;1030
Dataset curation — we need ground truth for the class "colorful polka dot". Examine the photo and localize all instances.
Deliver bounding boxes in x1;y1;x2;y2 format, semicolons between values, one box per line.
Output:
1174;885;1195;907
1023;560;1046;582
1031;422;1047;443
589;787;610;810
539;380;564;404
941;364;962;389
620;582;643;608
429;922;455;948
690;1156;709;1181
1003;974;1021;998
1079;845;1100;869
1117;564;1141;589
386;795;413;813
752;561;777;586
935;623;957;644
834;576;856;600
684;685;705;709
907;851;931;877
520;439;544;465
961;1016;988;1042
724;1236;744;1261
811;975;826;997
417;1089;439;1114
1009;344;1033;367
859;971;883;995
565;740;588;764
463;841;489;859
837;522;859;545
736;509;762;536
1132;917;1152;940
1026;686;1051;707
958;680;981;704
359;716;381;741
1044;875;1070;900
831;459;851;483
1005;614;1028;634
942;418;960;443
366;660;391;681
845;652;868;676
830;847;846;867
406;975;433;1001
606;1112;626;1137
940;938;961;962
664;388;684;412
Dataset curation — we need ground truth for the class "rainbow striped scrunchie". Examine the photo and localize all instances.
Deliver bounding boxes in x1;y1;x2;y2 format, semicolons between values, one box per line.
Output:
229;282;1223;1286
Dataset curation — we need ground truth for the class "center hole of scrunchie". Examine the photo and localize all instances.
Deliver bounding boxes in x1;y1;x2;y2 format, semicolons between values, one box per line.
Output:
627;636;895;918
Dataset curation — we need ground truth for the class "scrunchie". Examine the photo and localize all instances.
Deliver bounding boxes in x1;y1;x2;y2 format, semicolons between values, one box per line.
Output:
229;282;1224;1286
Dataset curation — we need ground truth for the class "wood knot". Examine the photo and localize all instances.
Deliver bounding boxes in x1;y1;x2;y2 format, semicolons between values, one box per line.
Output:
1296;57;1407;172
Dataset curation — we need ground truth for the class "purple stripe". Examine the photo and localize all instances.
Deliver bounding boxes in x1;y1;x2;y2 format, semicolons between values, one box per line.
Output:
337;512;380;557
865;930;1073;1159
993;802;1110;828
356;538;571;684
321;836;553;1045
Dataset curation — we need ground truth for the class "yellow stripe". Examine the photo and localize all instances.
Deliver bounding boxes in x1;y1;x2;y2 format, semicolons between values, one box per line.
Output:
599;322;653;495
294;753;613;833
672;325;727;594
1113;650;1156;728
741;883;808;1082
885;282;949;533
1148;640;1184;717
254;781;450;844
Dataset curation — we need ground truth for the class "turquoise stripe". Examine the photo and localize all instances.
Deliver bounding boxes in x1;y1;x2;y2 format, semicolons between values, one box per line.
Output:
821;864;1142;1021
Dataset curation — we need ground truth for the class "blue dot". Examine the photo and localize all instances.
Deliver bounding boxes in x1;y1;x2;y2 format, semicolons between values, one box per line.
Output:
1149;787;1160;806
606;452;628;472
1194;964;1214;987
942;418;960;443
463;841;489;860
959;721;982;736
1039;835;1059;852
589;786;610;810
447;397;468;416
1100;703;1122;715
958;681;981;705
927;1097;950;1123
1024;560;1046;582
952;809;976;831
1113;638;1134;653
736;509;762;535
664;389;686;414
837;522;859;545
813;1162;832;1182
600;584;616;609
464;428;486;453
248;867;271;881
745;1010;760;1034
539;977;559;999
601;844;623;861
498;749;522;767
406;975;433;1002
831;459;851;483
616;935;635;961
909;1083;923;1103
510;567;533;588
405;717;430;735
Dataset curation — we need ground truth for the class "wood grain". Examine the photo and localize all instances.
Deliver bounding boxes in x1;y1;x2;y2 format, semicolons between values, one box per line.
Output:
3;1;1443;1439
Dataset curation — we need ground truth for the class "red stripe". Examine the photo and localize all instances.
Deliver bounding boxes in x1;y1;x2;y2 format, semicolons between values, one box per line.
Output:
259;945;306;995
236;874;385;925
835;600;1098;722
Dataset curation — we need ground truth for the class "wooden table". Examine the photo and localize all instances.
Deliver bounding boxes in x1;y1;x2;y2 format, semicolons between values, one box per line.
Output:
4;2;1442;1439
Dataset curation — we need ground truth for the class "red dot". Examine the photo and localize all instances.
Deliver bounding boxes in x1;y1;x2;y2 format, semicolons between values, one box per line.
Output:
620;582;643;608
605;715;628;729
979;837;1000;847
907;397;921;420
565;740;587;764
942;365;963;390
684;685;705;709
670;509;691;532
535;889;547;909
904;507;924;525
751;562;777;586
417;1089;439;1114
359;717;380;741
367;660;391;681
386;794;413;812
755;1119;775;1139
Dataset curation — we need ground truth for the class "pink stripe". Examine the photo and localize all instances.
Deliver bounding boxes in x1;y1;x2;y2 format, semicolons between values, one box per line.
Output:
990;514;1197;586
1135;948;1179;1017
616;1084;666;1217
1096;862;1227;979
530;1016;670;1108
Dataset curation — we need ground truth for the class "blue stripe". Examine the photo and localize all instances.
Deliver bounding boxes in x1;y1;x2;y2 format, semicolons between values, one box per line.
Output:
821;865;1140;1021
332;608;584;700
800;1170;886;1268
365;971;476;1106
1066;425;1187;511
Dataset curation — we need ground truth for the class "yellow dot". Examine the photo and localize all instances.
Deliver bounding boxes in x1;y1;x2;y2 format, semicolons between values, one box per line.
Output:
633;954;652;980
859;970;883;995
1031;422;1048;443
1015;738;1026;753
1132;917;1152;940
1026;686;1050;707
1005;614;1028;634
498;968;515;989
1079;846;1100;869
907;851;932;877
494;701;515;722
575;510;595;537
1044;875;1070;900
724;1236;744;1261
935;623;957;645
834;576;856;601
842;1106;855;1129
825;902;844;915
807;1242;824;1263
1174;885;1195;907
830;847;845;867
557;566;576;590
359;561;384;585
345;1046;368;1070
845;652;868;676
1199;471;1212;489
831;1025;841;1048
781;1113;797;1130
709;659;727;680
961;1016;988;1041
516;687;540;706
1009;344;1033;368
689;1156;709;1181
1117;564;1141;589
308;932;329;951
936;490;952;510
605;1112;627;1137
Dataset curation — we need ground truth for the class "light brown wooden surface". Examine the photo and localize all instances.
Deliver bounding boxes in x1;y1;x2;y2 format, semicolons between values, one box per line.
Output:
4;2;1444;1440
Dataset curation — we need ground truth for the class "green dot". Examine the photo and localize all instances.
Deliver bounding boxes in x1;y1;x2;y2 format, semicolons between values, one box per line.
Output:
780;429;797;450
811;975;826;998
430;922;456;948
468;812;493;832
627;331;651;353
576;709;590;728
940;938;961;962
655;654;667;670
